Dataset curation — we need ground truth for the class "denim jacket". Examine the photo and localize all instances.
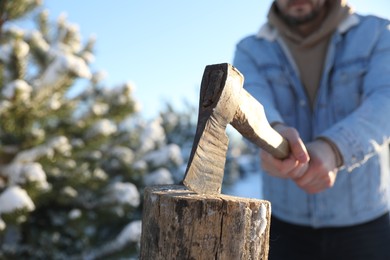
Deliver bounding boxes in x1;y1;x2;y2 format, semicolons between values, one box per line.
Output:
233;13;390;228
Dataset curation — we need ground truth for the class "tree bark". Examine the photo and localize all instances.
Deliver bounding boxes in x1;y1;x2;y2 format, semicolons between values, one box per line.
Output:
140;185;271;260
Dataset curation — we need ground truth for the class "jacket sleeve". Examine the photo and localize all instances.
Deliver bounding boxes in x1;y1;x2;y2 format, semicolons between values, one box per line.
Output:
318;20;390;171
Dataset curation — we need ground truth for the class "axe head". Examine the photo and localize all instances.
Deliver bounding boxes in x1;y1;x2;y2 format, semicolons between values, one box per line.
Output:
182;63;290;195
182;63;243;195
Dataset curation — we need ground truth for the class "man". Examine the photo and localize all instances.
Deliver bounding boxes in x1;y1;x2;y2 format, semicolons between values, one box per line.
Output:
233;0;390;259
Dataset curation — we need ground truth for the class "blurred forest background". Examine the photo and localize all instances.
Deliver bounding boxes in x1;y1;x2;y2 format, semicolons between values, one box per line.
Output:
0;1;256;259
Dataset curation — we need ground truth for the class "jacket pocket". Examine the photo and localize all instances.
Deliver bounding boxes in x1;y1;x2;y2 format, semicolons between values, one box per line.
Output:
265;68;296;124
330;62;367;120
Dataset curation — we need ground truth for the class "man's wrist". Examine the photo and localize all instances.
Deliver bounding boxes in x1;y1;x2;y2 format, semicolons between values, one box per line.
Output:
316;136;343;168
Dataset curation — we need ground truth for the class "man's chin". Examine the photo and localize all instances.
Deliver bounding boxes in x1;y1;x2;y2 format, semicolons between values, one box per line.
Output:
282;10;321;26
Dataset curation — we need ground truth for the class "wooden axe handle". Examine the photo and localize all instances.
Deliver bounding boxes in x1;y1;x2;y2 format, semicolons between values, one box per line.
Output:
231;89;290;159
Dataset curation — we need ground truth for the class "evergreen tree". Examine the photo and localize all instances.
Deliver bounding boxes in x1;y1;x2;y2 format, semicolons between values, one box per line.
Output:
0;1;185;258
0;1;253;259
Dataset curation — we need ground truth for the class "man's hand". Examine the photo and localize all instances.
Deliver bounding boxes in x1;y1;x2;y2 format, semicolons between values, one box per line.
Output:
260;124;338;194
294;139;338;194
260;124;310;179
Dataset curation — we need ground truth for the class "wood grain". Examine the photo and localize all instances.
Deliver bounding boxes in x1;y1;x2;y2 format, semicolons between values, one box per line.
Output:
140;185;271;260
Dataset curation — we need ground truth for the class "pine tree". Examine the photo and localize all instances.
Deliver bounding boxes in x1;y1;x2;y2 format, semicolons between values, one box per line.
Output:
0;1;252;259
0;1;186;258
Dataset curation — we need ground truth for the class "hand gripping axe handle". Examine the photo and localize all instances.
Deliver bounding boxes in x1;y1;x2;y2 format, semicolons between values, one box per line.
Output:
182;63;290;194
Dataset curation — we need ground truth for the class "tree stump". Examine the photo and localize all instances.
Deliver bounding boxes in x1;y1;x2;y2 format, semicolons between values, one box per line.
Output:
140;185;271;260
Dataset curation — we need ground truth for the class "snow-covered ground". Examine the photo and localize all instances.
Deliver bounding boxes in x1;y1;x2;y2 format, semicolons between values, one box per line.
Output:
225;171;263;199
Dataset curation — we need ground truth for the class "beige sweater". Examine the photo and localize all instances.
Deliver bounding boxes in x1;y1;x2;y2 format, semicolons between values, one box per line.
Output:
268;0;351;107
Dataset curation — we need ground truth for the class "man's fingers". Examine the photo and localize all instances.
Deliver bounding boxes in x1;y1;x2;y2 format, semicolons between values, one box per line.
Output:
295;171;337;194
288;162;309;179
285;130;309;164
275;125;309;164
294;171;313;187
260;151;300;178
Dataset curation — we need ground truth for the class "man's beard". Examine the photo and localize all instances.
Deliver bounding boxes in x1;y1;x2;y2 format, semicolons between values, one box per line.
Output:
278;6;323;26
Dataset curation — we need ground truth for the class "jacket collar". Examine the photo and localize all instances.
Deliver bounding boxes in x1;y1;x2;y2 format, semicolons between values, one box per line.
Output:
256;13;360;41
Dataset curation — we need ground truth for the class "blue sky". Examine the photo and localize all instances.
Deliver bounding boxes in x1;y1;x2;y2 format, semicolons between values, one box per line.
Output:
43;0;389;119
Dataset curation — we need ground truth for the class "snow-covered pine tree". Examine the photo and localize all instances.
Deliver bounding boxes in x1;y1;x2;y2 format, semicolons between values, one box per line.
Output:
0;1;254;259
0;1;186;259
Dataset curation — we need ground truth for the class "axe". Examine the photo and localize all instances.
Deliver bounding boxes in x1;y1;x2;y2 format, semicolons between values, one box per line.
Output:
182;63;290;195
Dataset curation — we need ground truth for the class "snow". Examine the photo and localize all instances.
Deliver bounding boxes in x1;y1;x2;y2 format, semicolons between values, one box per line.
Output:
61;186;78;198
122;81;136;94
47;92;62;110
225;171;263;199
116;220;142;244
139;117;166;153
12;136;72;164
105;81;135;98
68;208;82;220
28;30;50;52
55;13;82;53
14;145;52;162
111;146;135;164
84;220;142;260
92;168;108;181
91;102;109;116
81;50;95;64
108;146;135;169
2;79;33;101
48;136;72;155
23;163;44;183
0;33;29;68
86;119;117;138
142;144;183;167
107;182;140;208
0;186;35;214
0;100;11;114
38;53;91;90
0;218;5;231
14;39;30;58
1;162;49;190
132;160;147;171
144;168;174;186
259;204;268;235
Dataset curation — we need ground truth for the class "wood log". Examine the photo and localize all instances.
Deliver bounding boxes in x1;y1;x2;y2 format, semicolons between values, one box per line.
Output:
140;185;271;260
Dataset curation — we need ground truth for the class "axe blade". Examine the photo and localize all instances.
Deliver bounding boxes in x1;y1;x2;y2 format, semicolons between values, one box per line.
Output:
183;63;242;195
183;63;290;195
